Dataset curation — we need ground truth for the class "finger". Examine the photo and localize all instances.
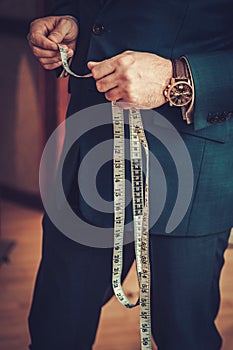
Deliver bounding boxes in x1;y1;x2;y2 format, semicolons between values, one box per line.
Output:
104;87;122;102
88;51;134;80
87;61;98;69
42;61;63;70
32;45;73;60
31;45;60;59
28;30;58;51
96;73;118;93
115;101;138;110
39;56;64;65
88;59;116;80
39;51;73;65
47;18;73;44
116;100;150;110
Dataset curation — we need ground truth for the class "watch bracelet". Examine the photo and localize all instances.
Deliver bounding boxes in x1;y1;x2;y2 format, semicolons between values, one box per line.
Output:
180;56;195;124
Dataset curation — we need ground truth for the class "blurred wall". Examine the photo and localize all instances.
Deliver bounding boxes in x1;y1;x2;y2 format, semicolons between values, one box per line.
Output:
0;1;45;198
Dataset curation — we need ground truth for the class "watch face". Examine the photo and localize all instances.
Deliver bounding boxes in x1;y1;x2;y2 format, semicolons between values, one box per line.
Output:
168;81;193;107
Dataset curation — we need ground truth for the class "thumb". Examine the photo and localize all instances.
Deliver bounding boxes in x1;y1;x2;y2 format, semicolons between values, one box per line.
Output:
47;20;70;44
87;61;99;69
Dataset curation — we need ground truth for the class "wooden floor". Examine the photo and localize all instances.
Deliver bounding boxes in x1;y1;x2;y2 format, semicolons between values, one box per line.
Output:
0;200;232;350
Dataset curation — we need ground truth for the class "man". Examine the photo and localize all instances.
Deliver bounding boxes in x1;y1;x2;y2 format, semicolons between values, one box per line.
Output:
27;1;233;349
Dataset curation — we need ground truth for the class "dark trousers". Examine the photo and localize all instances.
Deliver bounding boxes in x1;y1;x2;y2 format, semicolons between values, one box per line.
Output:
28;214;230;350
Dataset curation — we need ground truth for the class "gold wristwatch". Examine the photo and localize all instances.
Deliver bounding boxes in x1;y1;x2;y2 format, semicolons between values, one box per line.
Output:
164;59;193;108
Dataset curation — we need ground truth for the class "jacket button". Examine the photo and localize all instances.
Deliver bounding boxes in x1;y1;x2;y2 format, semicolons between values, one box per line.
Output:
220;115;227;122
92;23;105;35
208;115;220;124
210;117;220;124
226;111;233;120
208;111;233;124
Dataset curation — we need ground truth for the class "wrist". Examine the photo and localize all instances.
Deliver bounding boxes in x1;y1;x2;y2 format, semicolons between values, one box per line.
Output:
163;59;173;92
159;58;173;106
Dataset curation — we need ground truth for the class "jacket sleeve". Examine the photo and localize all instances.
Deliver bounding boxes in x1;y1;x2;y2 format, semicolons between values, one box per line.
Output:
186;50;233;131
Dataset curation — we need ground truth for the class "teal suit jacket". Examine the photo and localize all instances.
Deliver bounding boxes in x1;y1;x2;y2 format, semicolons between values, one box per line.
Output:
51;0;233;236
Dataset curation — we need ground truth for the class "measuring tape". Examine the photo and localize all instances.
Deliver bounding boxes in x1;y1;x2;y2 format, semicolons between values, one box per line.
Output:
58;44;152;350
112;103;151;349
58;44;92;78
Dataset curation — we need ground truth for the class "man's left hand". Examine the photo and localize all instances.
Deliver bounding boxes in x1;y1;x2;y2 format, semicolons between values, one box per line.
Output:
88;50;172;109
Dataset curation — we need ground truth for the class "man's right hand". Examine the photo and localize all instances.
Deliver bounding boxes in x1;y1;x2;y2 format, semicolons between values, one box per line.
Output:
27;16;78;70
